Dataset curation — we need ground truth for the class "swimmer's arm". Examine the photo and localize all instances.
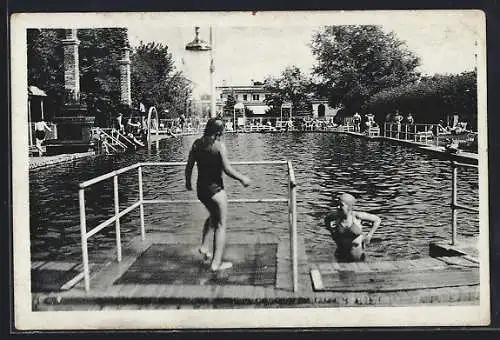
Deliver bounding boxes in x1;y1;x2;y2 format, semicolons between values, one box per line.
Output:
185;148;195;191
219;143;250;187
354;211;381;244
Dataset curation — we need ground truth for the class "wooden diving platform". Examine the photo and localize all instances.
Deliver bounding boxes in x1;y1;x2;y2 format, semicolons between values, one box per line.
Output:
31;229;480;310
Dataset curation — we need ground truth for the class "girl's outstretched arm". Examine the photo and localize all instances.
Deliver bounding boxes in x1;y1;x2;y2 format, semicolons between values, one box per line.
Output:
185;147;195;191
219;142;251;187
354;211;381;244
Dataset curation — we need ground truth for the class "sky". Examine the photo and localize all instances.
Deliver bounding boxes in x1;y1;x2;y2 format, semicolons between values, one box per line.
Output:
125;12;482;95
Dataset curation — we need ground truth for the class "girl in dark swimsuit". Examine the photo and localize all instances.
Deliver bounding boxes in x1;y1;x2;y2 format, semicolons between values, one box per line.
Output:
185;118;251;271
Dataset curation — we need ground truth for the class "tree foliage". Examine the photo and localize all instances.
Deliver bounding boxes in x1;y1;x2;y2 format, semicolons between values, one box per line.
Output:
27;29;66;120
131;41;192;119
27;28;129;126
222;92;236;117
366;71;477;129
27;29;192;126
311;25;421;116
78;28;129;126
263;66;312;116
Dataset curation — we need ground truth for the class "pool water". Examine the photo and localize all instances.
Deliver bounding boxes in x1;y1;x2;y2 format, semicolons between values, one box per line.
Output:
29;132;479;263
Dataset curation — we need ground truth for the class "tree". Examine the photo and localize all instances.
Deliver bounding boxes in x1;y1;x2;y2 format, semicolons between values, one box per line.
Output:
27;28;129;126
78;28;129;126
263;66;312;116
222;91;236;118
27;29;66;120
311;25;421;116
366;71;477;129
131;41;192;118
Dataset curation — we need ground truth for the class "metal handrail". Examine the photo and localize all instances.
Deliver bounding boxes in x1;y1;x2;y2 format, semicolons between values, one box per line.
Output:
384;123;438;144
93;127;128;151
450;161;479;245
110;128;137;148
78;160;298;292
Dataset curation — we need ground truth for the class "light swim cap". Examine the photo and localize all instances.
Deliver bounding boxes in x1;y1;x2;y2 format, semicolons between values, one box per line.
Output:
338;192;356;206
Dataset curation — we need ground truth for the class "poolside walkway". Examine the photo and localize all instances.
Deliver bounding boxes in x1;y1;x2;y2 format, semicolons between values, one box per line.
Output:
342;131;478;165
29;151;96;170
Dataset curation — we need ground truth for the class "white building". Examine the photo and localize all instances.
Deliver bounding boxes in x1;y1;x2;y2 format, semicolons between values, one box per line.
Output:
216;81;340;120
216;82;272;116
310;98;340;119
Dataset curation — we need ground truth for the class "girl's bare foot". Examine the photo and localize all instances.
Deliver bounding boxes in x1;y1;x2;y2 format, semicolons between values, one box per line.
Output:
198;247;212;261
210;261;233;271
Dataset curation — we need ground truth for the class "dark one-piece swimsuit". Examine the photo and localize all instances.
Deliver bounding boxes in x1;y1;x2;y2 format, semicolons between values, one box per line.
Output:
193;138;224;204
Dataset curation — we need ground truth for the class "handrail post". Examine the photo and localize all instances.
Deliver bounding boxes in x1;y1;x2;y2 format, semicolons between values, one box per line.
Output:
138;165;145;241
113;175;122;262
451;162;458;245
405;124;408;140
288;161;298;292
79;188;90;292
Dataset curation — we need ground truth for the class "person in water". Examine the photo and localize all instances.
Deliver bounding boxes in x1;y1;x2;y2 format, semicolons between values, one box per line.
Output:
185;118;251;271
324;193;381;261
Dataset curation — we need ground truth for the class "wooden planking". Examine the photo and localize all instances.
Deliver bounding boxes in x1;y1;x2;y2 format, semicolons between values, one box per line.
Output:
316;266;479;292
31;261;46;270
310;269;324;290
317;258;449;275
435;256;479;268
39;261;78;271
34;282;480;310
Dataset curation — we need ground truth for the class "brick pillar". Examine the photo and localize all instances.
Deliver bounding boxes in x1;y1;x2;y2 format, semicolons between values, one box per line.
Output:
119;47;132;106
61;29;80;102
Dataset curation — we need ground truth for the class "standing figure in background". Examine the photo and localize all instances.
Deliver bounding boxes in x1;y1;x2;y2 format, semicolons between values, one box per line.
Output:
406;113;414;126
34;120;52;156
115;112;124;132
393;110;403;138
353;112;361;132
179;113;186;131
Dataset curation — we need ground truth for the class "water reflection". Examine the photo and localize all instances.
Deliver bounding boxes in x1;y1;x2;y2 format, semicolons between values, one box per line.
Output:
29;133;479;263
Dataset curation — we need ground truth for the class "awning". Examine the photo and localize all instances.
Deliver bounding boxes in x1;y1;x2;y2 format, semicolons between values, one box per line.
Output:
28;86;47;97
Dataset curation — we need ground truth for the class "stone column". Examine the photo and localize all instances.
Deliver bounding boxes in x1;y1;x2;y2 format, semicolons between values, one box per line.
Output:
61;29;80;102
119;47;132;106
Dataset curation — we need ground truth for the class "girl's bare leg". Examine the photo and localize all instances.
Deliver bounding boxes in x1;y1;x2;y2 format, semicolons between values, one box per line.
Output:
199;217;213;260
209;190;231;270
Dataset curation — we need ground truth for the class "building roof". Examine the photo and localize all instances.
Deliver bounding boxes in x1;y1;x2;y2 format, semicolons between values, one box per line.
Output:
217;85;266;92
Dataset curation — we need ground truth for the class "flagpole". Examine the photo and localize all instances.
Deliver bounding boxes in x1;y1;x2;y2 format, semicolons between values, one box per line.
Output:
209;26;216;118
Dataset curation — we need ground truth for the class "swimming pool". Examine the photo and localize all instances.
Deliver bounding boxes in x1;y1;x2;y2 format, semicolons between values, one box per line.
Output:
29;132;479;263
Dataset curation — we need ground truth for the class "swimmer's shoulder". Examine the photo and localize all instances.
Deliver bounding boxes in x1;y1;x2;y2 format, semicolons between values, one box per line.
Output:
212;139;225;153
